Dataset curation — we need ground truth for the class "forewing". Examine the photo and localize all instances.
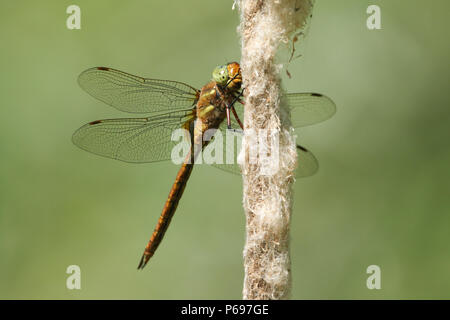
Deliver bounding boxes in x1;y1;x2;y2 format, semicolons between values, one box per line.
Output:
78;67;199;113
285;93;336;128
72;110;194;163
231;93;335;128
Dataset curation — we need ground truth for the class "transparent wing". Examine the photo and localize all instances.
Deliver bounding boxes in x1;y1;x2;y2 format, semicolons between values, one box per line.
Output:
286;93;336;128
211;123;318;178
72;109;194;163
209;125;244;175
227;92;335;129
294;145;319;178
78;67;200;114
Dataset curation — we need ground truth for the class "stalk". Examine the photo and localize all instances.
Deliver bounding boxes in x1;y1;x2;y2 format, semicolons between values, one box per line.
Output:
236;0;314;300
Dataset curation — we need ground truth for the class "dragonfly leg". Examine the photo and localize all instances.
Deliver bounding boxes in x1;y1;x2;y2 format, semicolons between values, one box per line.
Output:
229;91;244;129
214;84;234;129
215;85;244;130
230;90;244;106
226;105;232;129
231;106;244;130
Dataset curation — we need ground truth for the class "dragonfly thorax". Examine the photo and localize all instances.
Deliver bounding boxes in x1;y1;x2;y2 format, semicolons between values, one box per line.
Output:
196;81;227;126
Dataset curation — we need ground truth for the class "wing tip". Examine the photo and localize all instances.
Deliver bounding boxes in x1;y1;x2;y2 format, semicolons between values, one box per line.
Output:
77;66;111;85
296;144;319;178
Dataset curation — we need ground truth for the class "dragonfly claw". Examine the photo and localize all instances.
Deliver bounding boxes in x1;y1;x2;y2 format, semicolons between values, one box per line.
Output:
137;253;150;270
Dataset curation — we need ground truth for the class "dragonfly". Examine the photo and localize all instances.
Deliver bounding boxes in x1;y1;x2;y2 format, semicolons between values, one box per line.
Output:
72;62;335;269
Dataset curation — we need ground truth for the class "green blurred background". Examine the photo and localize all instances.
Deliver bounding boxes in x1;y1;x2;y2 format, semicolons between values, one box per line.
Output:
1;0;449;299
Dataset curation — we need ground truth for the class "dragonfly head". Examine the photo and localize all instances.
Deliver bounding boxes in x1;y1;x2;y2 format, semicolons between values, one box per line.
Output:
212;62;242;91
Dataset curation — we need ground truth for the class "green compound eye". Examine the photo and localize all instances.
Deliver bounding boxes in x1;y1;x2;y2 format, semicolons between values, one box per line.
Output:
212;65;229;86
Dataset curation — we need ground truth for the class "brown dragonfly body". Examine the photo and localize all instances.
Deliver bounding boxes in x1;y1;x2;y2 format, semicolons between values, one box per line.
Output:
73;61;335;270
137;64;242;268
